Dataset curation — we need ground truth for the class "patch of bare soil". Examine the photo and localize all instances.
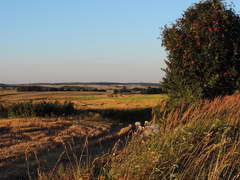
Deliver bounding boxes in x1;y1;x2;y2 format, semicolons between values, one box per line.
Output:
0;115;131;180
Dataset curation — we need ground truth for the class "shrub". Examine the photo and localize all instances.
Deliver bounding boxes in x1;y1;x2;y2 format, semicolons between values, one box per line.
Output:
0;104;8;118
62;101;75;115
8;101;76;117
8;102;36;117
161;0;240;101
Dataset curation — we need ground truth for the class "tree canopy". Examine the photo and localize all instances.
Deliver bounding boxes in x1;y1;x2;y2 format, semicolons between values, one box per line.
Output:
161;0;240;101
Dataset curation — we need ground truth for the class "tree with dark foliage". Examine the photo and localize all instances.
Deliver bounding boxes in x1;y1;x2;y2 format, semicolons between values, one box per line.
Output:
161;0;240;101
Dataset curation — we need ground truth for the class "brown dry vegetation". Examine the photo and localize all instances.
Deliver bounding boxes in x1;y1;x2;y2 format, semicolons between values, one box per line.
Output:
0;89;165;179
1;90;239;179
108;93;240;180
0;115;113;179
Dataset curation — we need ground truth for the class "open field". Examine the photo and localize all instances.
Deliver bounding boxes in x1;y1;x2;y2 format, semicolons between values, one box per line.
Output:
0;116;113;179
0;89;166;179
0;90;166;109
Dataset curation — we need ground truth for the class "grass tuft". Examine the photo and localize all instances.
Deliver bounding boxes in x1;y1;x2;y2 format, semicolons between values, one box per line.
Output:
108;94;240;180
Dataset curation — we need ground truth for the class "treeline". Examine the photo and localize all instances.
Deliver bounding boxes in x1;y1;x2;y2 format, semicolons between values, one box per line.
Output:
15;86;164;94
16;86;106;92
0;101;76;118
113;87;165;94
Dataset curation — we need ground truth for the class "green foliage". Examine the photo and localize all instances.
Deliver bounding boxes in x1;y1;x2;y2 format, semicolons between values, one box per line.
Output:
161;0;240;100
0;104;8;118
7;101;75;118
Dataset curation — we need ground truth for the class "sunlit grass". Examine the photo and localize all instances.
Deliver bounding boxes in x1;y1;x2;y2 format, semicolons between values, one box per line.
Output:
114;94;167;101
55;94;167;102
58;96;103;101
0;90;167;110
108;94;240;180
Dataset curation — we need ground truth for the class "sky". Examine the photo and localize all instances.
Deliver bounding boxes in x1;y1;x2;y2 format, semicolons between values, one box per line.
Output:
1;0;240;84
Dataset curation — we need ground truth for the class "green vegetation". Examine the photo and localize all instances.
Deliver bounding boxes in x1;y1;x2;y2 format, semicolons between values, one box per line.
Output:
161;0;240;101
113;95;167;101
6;101;75;117
59;96;102;101
16;85;106;92
59;94;166;102
0;104;7;118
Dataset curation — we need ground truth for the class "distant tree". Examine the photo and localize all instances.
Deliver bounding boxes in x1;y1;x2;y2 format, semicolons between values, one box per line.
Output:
161;0;240;101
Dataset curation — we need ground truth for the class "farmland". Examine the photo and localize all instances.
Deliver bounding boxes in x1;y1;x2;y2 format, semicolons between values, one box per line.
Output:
0;86;165;179
0;90;166;110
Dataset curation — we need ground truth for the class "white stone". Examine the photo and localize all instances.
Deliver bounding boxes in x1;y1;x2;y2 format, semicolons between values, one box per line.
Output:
135;121;141;127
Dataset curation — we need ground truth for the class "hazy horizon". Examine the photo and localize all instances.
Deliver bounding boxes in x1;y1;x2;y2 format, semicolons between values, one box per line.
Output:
2;81;161;85
1;0;240;84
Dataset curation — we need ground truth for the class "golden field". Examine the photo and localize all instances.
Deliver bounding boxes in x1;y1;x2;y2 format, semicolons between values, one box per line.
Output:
1;89;239;180
0;89;166;179
0;90;166;109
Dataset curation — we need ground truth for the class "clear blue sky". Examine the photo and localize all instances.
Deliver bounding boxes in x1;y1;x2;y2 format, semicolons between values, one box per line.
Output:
1;0;240;84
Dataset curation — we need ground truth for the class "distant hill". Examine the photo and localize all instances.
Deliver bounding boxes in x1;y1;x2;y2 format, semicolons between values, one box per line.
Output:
0;82;161;92
24;82;160;86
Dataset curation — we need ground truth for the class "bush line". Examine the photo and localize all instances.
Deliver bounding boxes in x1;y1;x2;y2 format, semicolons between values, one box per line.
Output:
0;101;75;118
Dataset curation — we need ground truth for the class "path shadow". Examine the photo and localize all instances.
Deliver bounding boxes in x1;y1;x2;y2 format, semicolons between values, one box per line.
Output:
75;107;152;124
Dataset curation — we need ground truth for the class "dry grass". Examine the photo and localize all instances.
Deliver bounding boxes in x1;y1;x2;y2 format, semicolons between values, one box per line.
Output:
3;91;239;179
0;115;116;178
108;94;240;180
0;90;165;179
0;90;166;110
3;89;240;179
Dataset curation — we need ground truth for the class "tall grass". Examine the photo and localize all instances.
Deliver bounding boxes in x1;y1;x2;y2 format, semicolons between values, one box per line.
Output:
108;94;240;179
